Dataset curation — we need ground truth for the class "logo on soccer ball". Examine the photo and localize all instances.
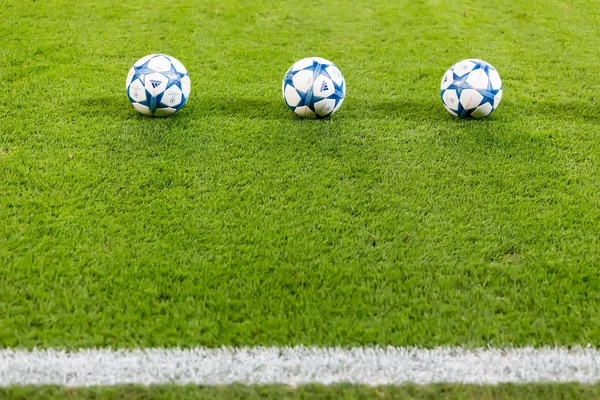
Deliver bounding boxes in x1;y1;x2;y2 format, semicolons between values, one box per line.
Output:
150;80;162;88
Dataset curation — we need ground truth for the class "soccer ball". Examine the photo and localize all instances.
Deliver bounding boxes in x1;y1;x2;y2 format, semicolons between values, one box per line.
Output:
282;57;346;118
440;59;502;119
126;54;191;117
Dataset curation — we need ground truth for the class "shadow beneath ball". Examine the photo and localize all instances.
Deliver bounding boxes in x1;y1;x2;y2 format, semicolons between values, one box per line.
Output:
73;94;131;119
364;98;448;122
524;100;599;123
193;96;289;120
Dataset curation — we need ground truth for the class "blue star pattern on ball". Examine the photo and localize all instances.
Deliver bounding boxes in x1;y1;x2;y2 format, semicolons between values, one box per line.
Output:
440;59;503;119
126;54;191;117
282;57;346;119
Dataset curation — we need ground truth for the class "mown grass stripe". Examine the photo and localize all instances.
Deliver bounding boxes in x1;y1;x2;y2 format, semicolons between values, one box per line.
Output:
2;347;599;387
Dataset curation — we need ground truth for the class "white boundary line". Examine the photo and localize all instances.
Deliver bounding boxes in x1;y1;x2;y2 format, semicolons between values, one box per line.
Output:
1;347;600;386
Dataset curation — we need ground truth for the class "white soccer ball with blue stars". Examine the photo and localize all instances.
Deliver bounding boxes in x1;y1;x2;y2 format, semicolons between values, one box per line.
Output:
282;57;345;118
440;59;502;119
126;54;191;117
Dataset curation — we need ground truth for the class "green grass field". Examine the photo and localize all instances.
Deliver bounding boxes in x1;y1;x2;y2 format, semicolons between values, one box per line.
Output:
2;0;600;397
4;383;600;400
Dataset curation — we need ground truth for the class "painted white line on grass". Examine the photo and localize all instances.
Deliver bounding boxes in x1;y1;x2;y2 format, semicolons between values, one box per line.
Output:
1;347;600;386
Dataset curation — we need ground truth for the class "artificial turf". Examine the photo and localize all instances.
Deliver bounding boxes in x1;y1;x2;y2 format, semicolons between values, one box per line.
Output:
1;0;600;352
